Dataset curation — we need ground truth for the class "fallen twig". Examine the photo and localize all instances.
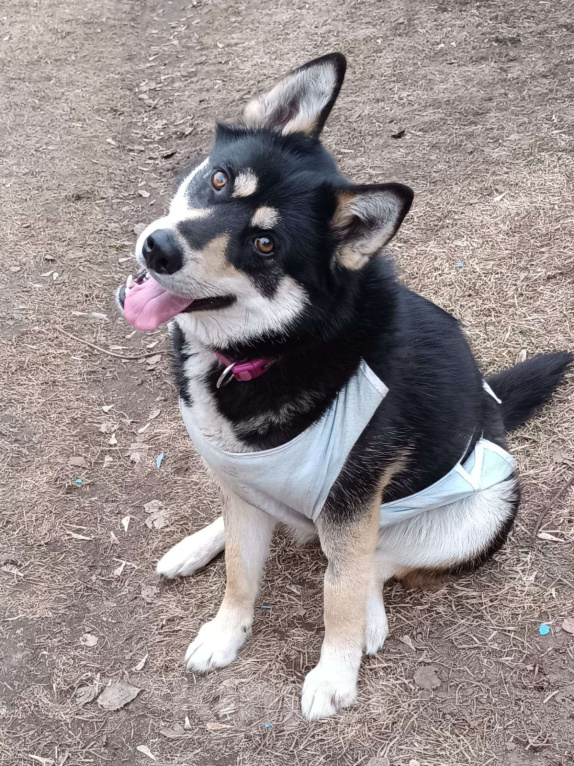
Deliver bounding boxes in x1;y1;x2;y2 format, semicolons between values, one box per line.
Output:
56;328;165;361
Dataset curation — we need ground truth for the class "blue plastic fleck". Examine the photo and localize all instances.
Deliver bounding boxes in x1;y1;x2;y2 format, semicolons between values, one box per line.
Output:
456;261;464;269
261;605;272;610
156;452;166;469
74;478;83;485
539;623;550;636
264;722;272;729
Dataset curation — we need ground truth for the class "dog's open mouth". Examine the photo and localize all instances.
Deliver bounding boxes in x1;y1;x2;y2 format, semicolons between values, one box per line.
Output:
119;270;235;332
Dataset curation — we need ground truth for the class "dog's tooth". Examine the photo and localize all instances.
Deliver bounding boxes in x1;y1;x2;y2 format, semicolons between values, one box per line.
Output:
126;274;134;288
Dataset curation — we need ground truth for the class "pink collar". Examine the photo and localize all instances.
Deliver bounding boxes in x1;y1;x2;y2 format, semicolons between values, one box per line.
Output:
215;351;278;388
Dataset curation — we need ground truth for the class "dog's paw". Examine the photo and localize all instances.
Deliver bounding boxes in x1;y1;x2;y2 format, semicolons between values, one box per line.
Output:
156;518;225;579
364;595;388;655
184;614;250;673
301;656;358;720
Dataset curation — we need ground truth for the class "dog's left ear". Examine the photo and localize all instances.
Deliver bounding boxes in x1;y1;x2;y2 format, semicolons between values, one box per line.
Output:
332;183;414;270
243;53;346;137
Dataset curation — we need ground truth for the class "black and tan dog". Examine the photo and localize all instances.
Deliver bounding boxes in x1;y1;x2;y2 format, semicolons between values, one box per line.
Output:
117;54;571;719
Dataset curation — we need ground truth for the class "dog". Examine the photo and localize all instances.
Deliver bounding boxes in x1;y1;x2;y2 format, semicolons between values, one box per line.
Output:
116;53;572;720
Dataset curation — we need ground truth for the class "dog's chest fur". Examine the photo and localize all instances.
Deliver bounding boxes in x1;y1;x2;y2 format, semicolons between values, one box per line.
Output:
174;332;251;453
171;320;333;455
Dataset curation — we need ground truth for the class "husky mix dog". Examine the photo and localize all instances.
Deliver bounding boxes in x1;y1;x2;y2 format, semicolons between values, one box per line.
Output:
117;54;572;720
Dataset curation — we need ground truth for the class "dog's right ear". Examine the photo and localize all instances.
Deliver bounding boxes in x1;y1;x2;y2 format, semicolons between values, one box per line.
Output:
243;53;346;137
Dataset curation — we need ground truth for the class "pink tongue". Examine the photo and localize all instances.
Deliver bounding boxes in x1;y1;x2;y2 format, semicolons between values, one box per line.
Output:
124;276;192;331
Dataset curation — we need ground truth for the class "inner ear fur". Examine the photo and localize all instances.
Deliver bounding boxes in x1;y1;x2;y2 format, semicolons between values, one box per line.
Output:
243;53;347;137
332;183;414;270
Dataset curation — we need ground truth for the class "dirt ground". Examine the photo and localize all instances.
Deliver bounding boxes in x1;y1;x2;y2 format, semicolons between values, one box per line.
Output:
1;0;574;764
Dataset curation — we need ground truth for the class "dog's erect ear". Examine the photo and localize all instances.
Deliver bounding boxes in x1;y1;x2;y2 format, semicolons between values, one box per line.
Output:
332;183;414;270
243;53;346;137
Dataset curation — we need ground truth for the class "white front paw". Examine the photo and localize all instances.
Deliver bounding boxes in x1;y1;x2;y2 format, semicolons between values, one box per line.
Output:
301;655;359;720
364;596;388;655
157;518;225;579
184;613;250;673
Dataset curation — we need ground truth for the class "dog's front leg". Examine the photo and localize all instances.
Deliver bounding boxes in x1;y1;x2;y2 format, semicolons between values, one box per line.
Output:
301;500;379;720
185;488;275;673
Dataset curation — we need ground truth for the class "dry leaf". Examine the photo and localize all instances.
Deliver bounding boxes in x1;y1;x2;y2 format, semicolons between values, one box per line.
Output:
75;684;98;706
144;500;168;529
132;653;148;671
137;422;151;434
147;408;161;421
108;432;118;446
413;665;441;691
146;354;162;366
562;618;574;635
184;715;191;729
28;756;54;766
129;441;149;463
121;516;131;533
113;560;126;577
134;222;147;236
138;189;151;198
99;422;115;434
68;456;87;468
160;724;185;739
136;746;156;760
97;681;141;711
80;633;98;647
105;137;117;146
400;635;417;652
103;455;113;468
102;405;114;413
206;722;232;731
110;531;119;545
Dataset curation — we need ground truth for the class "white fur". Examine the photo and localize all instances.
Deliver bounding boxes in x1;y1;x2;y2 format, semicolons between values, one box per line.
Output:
301;643;360;719
173;276;308;348
185;608;250;672
185;493;276;673
364;570;388;655
375;478;517;570
156;517;225;578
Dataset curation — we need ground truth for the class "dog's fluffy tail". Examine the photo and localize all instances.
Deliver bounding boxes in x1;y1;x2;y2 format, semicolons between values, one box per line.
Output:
487;352;573;432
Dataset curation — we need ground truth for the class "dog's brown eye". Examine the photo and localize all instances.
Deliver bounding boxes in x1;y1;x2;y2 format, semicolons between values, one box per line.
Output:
254;236;274;255
211;170;228;190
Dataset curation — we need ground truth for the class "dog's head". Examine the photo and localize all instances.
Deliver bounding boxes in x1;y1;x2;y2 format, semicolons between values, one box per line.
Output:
118;53;413;347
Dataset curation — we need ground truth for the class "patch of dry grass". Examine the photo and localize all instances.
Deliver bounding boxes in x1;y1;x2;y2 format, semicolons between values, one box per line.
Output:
1;0;573;765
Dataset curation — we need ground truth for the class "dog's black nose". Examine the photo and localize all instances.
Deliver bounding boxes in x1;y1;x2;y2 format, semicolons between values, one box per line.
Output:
142;229;183;275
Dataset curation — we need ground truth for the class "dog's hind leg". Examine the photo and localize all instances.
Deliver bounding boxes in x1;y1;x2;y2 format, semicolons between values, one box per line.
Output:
364;555;400;655
156;516;225;578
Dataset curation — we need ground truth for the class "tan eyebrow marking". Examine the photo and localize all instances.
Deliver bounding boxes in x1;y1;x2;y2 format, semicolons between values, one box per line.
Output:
250;206;280;229
182;207;213;220
233;170;258;198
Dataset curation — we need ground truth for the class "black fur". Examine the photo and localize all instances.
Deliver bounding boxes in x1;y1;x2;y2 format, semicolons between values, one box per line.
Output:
127;52;571;574
487;352;573;431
